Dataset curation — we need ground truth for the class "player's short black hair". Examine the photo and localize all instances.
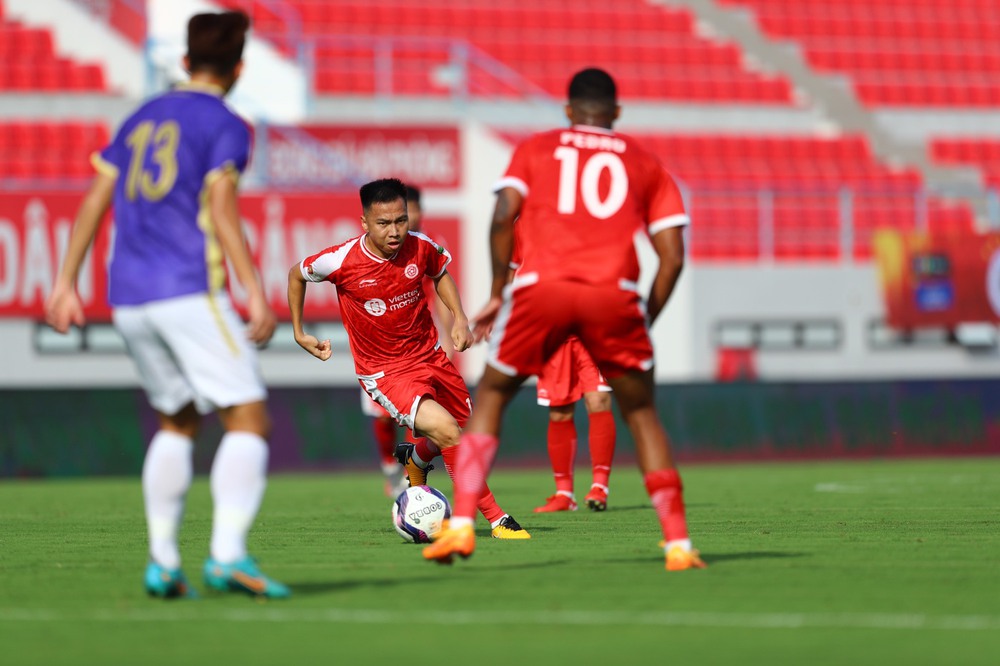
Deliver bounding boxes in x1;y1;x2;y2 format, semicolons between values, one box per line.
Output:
187;11;250;75
360;178;407;211
405;185;421;207
568;68;617;106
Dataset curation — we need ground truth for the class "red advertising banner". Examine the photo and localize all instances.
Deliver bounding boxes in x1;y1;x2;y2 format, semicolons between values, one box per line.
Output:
0;191;462;322
264;125;461;189
873;228;1000;328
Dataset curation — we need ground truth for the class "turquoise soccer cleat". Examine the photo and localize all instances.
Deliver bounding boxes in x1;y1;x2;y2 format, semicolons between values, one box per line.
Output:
144;562;197;599
203;555;290;599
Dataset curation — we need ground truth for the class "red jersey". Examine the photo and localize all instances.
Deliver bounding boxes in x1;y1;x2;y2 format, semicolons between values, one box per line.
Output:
495;124;689;289
299;231;451;376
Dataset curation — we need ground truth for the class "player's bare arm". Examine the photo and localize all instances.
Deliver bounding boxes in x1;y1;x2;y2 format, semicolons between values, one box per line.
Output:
45;171;116;333
645;226;685;324
209;172;276;345
286;263;332;361
433;271;472;352
471;187;522;341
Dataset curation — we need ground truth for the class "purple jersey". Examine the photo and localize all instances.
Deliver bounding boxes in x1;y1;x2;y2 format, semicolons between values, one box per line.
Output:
93;82;252;306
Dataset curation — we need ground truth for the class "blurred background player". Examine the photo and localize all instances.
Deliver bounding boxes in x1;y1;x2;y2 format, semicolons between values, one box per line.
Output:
509;241;617;512
425;68;705;571
532;337;616;513
288;177;530;539
44;11;289;599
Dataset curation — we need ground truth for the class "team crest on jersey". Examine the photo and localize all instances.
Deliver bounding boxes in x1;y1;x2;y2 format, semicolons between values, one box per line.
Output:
404;264;419;279
364;298;387;316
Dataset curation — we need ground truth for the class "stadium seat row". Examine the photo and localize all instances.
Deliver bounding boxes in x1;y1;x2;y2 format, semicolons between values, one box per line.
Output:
0;121;109;177
720;0;1000;107
0;20;108;92
220;0;796;104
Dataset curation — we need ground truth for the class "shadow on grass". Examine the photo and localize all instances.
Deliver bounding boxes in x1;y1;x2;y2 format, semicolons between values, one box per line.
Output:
475;526;558;536
597;503;721;512
289;558;571;595
595;550;807;566
702;551;807;563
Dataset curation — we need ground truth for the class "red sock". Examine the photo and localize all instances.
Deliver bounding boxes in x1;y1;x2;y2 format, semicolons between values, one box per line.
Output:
450;433;498;520
441;446;504;523
413;437;441;465
547;419;577;494
587;411;616;489
644;468;689;542
372;417;397;465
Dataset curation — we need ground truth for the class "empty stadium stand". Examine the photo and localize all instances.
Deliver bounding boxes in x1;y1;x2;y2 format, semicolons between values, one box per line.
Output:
718;0;1000;106
0;6;108;92
931;139;1000;188
220;0;795;103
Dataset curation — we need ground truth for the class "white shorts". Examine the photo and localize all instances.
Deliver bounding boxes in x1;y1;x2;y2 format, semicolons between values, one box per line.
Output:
113;292;267;416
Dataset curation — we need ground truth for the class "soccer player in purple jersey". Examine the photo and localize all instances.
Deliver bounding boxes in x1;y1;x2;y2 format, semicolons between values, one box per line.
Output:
45;11;289;599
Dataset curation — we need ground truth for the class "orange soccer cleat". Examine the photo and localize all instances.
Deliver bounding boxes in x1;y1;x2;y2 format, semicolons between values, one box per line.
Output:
534;492;577;513
395;442;433;487
422;521;476;564
665;545;708;572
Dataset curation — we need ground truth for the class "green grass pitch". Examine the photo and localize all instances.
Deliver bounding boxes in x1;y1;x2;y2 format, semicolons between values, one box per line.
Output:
2;457;999;665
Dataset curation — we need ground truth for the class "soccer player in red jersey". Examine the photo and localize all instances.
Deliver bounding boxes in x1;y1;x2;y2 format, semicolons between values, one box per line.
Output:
509;243;617;513
532;336;616;513
287;178;530;539
361;184;434;498
424;69;706;570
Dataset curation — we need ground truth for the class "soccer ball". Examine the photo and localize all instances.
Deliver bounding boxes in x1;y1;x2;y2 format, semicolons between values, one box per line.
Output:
392;485;451;543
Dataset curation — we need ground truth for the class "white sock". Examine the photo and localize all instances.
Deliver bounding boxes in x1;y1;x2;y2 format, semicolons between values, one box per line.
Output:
450;516;475;530
489;514;510;529
142;430;194;570
665;538;693;553
209;431;269;564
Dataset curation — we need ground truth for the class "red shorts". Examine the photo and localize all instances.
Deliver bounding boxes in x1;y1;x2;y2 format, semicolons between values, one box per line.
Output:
489;281;654;380
536;336;611;407
360;388;391;418
358;347;471;434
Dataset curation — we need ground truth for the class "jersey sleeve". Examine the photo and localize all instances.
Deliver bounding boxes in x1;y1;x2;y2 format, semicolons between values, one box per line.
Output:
299;239;357;284
412;232;452;279
93;122;128;178
205;115;252;184
646;168;690;237
492;138;533;196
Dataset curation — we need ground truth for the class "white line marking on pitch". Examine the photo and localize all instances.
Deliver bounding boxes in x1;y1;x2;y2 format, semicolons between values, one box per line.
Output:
1;608;998;631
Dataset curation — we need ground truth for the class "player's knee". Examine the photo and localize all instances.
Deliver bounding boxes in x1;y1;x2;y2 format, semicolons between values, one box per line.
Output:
434;420;462;448
584;392;613;413
548;404;575;422
220;401;271;438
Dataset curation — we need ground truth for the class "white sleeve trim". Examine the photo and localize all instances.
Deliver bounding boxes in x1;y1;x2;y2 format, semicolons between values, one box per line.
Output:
302;237;359;282
648;213;690;236
492;176;529;197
